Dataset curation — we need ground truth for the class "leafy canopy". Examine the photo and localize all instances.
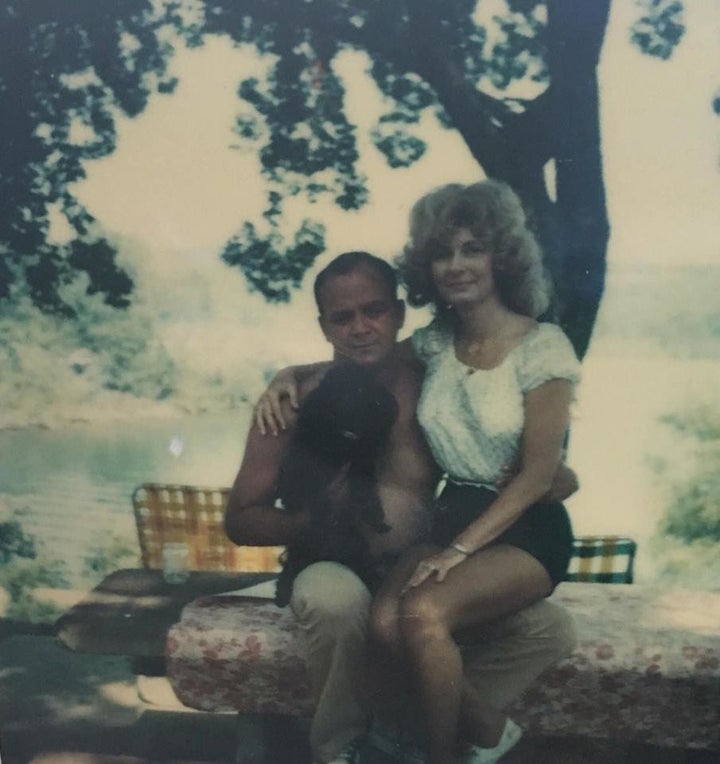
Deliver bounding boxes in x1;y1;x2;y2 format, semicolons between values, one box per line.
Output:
0;0;694;311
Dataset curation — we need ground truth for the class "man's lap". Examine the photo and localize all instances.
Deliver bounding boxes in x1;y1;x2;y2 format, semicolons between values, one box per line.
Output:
288;561;575;705
289;561;372;621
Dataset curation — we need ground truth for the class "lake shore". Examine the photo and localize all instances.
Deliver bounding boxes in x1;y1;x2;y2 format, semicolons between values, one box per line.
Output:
0;390;253;434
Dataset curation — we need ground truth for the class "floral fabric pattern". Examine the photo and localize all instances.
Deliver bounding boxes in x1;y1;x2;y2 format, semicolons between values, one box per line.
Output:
166;583;720;751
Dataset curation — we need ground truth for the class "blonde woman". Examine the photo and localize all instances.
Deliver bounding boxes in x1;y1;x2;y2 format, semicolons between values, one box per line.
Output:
368;180;579;763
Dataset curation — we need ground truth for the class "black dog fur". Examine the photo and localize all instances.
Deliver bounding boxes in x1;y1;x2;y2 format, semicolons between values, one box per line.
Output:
274;363;398;606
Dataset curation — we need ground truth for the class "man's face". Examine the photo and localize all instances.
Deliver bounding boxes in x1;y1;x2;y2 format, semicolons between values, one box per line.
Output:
318;265;405;367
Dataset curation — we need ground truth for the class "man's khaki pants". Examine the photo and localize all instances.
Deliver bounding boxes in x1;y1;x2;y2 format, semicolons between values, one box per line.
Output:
290;561;576;764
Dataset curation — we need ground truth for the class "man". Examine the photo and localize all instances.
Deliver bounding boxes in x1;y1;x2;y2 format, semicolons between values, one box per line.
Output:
225;251;576;764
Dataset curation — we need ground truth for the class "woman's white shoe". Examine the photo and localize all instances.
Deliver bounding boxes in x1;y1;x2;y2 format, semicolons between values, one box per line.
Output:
460;718;523;764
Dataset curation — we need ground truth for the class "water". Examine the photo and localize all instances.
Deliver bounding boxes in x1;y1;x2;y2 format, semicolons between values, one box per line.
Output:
0;409;253;586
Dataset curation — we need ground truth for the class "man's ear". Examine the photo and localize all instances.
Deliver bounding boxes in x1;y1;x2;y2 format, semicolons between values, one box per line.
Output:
318;313;329;342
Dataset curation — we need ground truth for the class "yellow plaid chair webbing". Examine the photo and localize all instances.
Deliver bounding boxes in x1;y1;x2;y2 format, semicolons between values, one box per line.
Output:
132;483;282;573
565;535;637;584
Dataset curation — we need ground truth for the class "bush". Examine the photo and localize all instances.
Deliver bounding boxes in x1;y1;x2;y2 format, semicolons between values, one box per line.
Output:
0;558;69;622
658;404;720;544
652;402;720;587
0;514;69;622
0;520;36;564
82;532;139;580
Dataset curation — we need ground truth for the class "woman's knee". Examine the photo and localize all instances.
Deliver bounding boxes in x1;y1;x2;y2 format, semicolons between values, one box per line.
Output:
369;597;401;651
399;588;449;641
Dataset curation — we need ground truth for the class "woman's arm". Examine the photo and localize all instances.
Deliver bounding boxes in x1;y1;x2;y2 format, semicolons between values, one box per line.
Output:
254;361;331;435
404;378;572;588
254;337;421;435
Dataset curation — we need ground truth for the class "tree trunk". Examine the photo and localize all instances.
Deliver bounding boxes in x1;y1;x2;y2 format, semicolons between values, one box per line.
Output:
412;0;611;358
544;0;611;358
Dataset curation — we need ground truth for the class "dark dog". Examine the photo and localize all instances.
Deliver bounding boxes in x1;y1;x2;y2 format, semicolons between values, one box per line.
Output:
275;363;398;606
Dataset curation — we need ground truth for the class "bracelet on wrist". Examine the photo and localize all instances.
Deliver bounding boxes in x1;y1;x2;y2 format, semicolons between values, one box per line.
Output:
450;541;472;556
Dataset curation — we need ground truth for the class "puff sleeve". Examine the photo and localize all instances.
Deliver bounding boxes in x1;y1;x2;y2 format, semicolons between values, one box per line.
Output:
411;318;453;366
516;323;581;394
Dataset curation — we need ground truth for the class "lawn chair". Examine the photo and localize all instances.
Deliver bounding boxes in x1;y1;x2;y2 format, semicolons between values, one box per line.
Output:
565;535;637;584
132;483;282;573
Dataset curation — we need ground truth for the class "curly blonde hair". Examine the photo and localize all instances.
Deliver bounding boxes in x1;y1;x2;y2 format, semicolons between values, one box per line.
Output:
397;180;550;318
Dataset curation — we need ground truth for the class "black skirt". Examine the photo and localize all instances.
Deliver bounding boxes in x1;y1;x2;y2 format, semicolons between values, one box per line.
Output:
432;482;574;588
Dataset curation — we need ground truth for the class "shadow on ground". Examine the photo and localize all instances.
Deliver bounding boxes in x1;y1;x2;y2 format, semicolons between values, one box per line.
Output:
0;622;715;764
0;629;244;764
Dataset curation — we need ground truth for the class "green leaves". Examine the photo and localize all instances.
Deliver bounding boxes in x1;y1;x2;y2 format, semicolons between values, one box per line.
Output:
630;0;685;60
658;404;720;544
0;0;181;314
0;521;36;565
663;468;720;543
221;218;325;302
371;126;426;168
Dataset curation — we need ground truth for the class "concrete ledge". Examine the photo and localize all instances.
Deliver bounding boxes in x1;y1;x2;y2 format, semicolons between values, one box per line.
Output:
167;582;720;751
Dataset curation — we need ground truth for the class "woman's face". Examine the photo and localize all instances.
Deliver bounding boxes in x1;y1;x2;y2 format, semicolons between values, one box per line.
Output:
430;227;498;309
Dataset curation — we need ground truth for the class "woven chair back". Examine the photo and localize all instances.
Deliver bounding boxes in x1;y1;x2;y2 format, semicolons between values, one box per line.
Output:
132;483;282;573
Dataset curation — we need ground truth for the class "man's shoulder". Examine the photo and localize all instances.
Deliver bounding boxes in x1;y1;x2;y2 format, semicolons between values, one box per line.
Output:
394;354;426;385
262;366;329;433
384;356;425;407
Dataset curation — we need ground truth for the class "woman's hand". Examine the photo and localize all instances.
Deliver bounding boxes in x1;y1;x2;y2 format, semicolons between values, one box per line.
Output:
402;547;468;593
253;369;300;435
253;361;333;435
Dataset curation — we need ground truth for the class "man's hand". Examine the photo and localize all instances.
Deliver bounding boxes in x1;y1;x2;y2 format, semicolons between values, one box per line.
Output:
254;369;300;435
496;461;579;503
546;463;579;503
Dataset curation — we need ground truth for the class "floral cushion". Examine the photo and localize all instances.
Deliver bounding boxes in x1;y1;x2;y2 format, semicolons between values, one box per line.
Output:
165;582;720;750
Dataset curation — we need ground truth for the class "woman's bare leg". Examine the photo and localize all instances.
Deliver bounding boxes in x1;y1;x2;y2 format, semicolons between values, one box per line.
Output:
459;680;506;748
370;544;439;657
398;544;552;763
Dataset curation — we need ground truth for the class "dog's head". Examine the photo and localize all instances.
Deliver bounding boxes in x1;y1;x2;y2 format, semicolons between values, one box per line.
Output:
292;363;398;468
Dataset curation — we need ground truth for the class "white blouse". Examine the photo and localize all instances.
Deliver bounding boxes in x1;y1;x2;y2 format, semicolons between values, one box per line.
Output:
412;320;580;486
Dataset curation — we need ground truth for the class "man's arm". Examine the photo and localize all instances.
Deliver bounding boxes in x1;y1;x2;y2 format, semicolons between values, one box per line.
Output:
224;411;310;547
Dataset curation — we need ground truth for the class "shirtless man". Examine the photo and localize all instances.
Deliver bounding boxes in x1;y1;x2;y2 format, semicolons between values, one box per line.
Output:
225;251;575;764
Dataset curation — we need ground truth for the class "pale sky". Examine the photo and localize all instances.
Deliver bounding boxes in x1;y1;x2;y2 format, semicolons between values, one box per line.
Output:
599;0;720;269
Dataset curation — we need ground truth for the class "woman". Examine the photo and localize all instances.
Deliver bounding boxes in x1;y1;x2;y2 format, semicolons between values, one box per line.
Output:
368;180;579;764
